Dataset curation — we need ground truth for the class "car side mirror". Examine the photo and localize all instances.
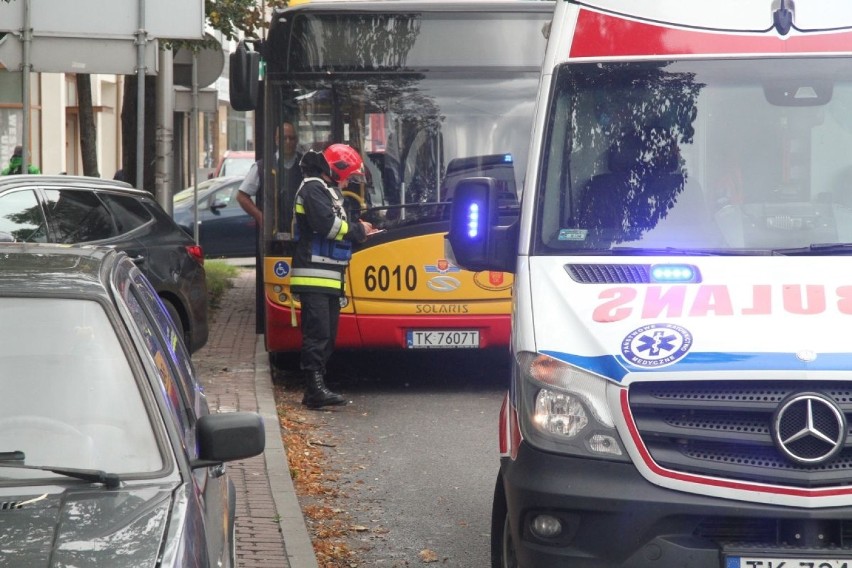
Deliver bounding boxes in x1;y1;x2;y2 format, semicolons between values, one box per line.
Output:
191;411;265;468
210;197;228;212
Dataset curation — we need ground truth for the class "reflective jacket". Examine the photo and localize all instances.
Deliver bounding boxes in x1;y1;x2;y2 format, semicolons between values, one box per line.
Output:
1;157;40;175
290;177;367;295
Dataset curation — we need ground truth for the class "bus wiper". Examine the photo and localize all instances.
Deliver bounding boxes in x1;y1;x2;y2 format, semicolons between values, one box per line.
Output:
772;243;852;255
0;459;120;489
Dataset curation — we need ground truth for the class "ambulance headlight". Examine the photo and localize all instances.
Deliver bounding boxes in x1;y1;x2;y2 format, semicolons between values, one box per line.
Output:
534;390;588;437
518;352;626;460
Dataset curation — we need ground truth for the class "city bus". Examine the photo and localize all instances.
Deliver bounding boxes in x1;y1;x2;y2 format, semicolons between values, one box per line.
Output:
229;0;553;364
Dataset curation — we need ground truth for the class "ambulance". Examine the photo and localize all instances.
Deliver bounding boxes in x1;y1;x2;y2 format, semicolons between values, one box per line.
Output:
445;1;852;566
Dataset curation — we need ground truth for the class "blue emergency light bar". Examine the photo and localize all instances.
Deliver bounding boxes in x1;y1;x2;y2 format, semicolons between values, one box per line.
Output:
466;202;481;238
650;264;701;283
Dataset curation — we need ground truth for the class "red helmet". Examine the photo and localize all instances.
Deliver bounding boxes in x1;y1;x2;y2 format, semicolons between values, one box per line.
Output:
323;144;364;184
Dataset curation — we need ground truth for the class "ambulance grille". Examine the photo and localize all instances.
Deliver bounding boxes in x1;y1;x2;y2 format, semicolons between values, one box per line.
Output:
628;380;852;487
565;263;650;283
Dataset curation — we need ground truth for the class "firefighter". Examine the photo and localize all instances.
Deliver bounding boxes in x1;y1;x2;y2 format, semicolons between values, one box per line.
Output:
291;144;376;408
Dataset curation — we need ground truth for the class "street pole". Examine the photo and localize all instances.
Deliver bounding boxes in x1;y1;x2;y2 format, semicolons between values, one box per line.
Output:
192;50;199;245
135;0;147;189
156;47;174;212
20;0;31;173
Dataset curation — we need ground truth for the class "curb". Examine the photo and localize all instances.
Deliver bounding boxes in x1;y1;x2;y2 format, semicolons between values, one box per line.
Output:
253;335;319;568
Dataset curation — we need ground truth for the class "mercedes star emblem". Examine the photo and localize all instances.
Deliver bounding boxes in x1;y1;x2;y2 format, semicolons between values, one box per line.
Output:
772;392;846;465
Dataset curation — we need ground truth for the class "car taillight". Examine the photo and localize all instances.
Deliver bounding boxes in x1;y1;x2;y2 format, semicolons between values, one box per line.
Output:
186;245;204;265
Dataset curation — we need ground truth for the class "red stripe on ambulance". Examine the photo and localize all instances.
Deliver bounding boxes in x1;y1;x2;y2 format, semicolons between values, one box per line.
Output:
570;9;852;58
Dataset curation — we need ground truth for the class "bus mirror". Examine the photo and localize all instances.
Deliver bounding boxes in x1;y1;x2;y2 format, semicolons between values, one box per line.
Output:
447;178;498;272
229;41;259;111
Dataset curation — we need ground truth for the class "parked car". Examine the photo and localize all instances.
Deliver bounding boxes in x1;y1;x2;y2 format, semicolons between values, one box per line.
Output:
210;150;254;179
0;243;264;566
0;175;209;352
172;176;257;258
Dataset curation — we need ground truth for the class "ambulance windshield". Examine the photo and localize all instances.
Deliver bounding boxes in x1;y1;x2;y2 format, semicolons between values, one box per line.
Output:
536;57;852;254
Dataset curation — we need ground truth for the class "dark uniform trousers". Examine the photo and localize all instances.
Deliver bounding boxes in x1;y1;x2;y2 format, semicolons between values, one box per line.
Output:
299;292;341;373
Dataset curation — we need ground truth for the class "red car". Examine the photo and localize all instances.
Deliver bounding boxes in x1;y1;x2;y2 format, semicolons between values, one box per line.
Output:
210;150;254;178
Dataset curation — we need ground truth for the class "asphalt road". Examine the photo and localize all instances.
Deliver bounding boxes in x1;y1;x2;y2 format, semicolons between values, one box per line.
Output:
314;348;510;566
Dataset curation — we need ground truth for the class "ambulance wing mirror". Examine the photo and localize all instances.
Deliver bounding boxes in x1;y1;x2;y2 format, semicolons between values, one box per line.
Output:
445;177;517;274
229;41;259;111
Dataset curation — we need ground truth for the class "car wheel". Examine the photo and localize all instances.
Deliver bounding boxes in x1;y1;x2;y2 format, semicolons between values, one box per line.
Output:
161;298;189;346
491;475;518;568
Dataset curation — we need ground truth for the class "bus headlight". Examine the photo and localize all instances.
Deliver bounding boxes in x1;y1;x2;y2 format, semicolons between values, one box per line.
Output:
518;352;626;460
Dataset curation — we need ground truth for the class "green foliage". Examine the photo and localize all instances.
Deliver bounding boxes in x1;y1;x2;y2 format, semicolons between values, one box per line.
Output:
205;0;264;41
205;260;240;310
166;0;290;52
206;0;292;41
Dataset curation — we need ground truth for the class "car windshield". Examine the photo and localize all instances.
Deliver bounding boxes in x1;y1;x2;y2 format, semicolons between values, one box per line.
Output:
0;297;163;481
536;57;852;254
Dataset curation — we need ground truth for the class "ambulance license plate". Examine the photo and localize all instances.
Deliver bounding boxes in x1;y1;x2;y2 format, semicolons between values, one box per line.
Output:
406;330;479;349
725;555;852;568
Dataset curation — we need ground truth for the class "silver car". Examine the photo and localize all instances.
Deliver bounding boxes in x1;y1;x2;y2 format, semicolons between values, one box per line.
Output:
0;244;264;567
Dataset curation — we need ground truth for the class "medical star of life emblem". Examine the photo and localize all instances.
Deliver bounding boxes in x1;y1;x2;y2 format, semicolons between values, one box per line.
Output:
772;392;846;465
621;323;692;368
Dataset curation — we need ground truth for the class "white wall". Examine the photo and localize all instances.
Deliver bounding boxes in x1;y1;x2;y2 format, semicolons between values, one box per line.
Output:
40;73;65;174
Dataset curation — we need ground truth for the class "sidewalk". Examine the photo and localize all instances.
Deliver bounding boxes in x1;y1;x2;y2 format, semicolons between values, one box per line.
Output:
192;267;319;568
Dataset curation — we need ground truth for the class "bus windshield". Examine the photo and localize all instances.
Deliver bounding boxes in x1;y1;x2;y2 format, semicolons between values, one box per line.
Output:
263;8;549;240
536;57;852;255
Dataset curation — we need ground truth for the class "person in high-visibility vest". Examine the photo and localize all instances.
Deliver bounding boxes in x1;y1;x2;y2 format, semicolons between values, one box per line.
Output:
290;144;377;409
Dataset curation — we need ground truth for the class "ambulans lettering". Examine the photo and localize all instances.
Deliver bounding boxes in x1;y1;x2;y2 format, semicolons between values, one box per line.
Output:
593;285;850;323
415;304;470;314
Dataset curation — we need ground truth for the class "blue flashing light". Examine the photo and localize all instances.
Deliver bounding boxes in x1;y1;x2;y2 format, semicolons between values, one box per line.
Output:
503;153;513;163
650;264;700;283
466;202;481;239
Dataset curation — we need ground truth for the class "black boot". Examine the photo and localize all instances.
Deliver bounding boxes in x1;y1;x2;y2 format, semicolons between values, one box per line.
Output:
301;371;346;409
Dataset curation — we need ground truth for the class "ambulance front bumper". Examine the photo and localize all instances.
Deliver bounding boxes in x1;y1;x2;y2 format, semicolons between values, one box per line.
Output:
502;442;852;567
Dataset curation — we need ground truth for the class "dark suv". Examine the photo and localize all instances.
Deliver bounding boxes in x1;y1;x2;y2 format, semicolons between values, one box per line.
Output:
0;176;208;352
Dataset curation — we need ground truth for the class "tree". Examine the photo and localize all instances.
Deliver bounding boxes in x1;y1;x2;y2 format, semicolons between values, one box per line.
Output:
76;74;99;177
119;0;287;190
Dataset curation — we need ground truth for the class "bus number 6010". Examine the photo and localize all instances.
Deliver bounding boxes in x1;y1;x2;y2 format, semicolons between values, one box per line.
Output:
364;265;417;292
